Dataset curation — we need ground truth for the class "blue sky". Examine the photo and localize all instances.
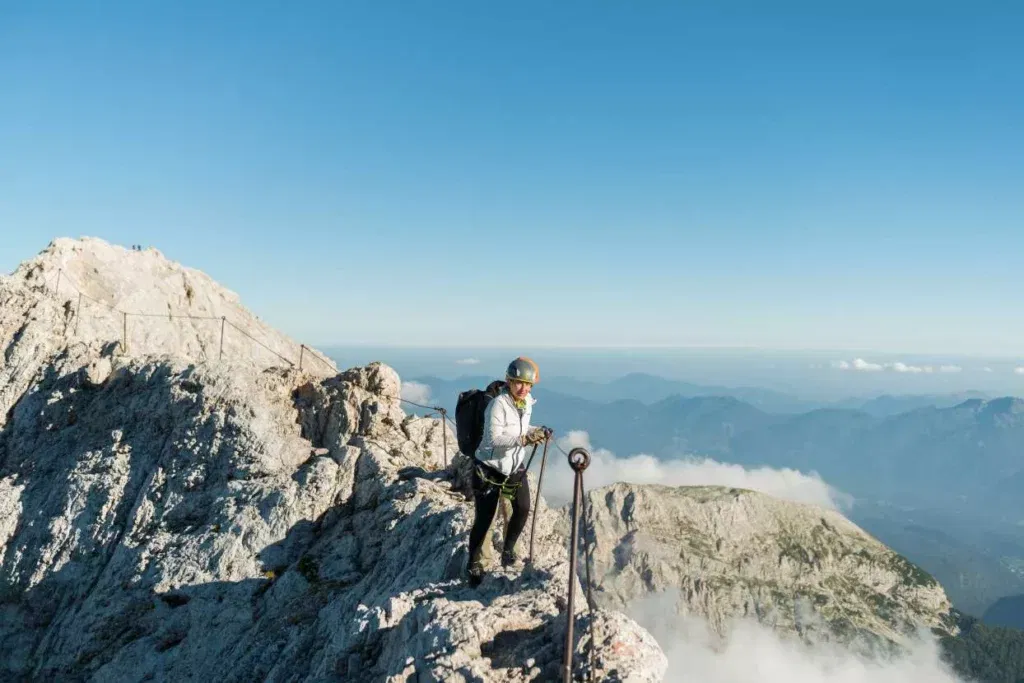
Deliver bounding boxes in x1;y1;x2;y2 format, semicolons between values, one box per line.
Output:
2;2;1023;354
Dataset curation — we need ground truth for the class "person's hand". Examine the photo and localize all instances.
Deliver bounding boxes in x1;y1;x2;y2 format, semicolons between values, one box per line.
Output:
521;427;549;446
524;430;548;446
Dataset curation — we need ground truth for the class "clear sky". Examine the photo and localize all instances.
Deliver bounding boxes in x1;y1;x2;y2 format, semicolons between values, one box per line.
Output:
2;2;1023;355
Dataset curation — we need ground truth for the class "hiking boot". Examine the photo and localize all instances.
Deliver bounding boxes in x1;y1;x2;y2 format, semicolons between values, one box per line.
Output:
501;549;521;568
467;561;484;587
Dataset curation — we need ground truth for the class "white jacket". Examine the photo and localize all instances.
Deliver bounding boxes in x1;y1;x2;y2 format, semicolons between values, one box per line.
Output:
475;391;536;477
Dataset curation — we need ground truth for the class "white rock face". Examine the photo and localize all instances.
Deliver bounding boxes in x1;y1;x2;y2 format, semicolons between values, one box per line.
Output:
576;483;958;655
8;236;336;383
0;239;665;682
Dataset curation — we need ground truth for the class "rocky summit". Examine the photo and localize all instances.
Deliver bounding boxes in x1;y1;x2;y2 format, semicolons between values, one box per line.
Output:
0;237;960;681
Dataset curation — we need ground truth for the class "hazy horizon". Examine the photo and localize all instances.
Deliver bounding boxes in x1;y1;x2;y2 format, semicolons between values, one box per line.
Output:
324;345;1024;402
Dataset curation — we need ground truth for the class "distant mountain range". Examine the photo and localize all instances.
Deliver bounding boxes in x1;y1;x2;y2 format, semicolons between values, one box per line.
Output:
420;371;991;416
413;373;1015;513
544;371;992;415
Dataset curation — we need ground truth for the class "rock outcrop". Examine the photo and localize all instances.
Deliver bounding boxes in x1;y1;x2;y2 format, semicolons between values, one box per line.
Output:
577;482;958;656
0;238;665;682
1;236;335;427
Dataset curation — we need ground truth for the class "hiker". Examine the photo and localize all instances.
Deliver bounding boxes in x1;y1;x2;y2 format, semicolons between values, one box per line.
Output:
466;357;548;586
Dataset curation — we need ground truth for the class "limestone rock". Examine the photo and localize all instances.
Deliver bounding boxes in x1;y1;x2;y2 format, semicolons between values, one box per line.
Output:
0;236;336;427
0;354;666;681
0;239;665;681
575;482;958;656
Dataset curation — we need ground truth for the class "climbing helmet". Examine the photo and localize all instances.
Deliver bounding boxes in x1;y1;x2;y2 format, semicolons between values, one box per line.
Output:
505;357;539;385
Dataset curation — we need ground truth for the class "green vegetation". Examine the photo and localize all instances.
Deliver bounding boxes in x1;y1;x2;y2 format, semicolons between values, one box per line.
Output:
888;552;938;589
940;611;1024;683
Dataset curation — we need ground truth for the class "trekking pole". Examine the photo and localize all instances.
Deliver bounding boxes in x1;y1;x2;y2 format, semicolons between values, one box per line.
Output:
438;407;449;469
563;446;591;683
527;433;552;565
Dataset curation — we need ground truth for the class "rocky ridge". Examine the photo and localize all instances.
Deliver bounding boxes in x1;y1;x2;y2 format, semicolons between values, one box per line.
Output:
0;238;664;681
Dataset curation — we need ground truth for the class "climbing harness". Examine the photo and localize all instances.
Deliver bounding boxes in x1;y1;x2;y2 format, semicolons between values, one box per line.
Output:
474;457;530;501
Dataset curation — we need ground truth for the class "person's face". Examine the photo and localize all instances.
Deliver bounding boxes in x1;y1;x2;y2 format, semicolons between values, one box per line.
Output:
509;379;533;400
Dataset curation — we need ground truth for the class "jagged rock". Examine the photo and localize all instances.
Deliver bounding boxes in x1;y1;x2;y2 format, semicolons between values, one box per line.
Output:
0;238;665;682
0;354;664;681
576;482;958;657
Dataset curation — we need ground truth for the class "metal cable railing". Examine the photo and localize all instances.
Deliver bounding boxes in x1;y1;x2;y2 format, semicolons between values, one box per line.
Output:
38;267;337;374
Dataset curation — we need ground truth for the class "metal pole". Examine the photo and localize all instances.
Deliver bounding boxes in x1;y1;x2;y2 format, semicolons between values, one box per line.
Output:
563;446;592;683
122;312;128;353
584;491;597;682
219;317;226;360
74;293;82;335
440;408;448;469
299;344;305;371
528;436;551;565
55;268;62;296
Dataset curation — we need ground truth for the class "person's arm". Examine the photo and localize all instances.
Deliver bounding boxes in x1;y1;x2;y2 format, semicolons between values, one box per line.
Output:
483;398;523;448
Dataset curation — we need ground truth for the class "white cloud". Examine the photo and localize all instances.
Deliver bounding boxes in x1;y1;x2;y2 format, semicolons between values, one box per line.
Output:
830;359;957;374
890;362;921;373
1015;367;1024;376
455;358;481;365
852;358;884;372
399;381;432;405
540;430;850;511
983;367;993;373
627;589;965;683
890;362;935;374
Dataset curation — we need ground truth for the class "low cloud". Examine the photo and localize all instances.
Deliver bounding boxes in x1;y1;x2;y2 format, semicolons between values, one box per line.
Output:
455;358;481;365
539;430;850;511
983;367;994;373
399;381;432;405
628;589;965;683
1015;368;1024;376
890;362;928;374
831;359;968;374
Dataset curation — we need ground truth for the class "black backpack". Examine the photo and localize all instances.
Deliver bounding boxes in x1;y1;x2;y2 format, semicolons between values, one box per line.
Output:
455;380;506;455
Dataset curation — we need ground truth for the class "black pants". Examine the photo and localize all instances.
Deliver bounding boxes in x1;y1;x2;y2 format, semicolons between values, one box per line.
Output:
467;463;531;567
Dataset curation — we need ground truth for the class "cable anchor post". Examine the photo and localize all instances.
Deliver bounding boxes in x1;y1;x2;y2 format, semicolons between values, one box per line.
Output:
563;446;592;683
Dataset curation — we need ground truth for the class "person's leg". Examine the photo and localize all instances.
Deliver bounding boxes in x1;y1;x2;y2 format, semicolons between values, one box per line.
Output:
467;468;501;583
502;471;532;564
482;496;511;565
